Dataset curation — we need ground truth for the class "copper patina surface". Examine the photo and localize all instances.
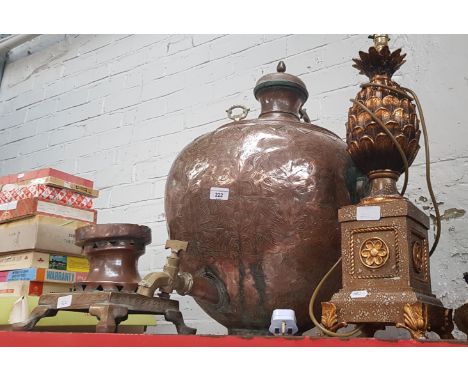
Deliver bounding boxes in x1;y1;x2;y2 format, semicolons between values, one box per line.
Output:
75;223;151;292
165;62;360;333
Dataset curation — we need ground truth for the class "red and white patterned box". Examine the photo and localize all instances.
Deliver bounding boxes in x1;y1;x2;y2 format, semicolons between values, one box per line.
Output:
0;168;93;188
0;184;93;209
0;198;97;224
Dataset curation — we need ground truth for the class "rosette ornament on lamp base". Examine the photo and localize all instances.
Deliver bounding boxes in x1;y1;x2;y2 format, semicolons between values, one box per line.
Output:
320;35;454;340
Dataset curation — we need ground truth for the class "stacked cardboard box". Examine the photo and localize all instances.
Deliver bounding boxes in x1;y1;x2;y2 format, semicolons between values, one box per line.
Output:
0;168;98;300
0;169;156;331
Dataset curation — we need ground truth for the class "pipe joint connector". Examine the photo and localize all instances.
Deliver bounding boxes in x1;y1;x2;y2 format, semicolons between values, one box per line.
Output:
176;272;194;296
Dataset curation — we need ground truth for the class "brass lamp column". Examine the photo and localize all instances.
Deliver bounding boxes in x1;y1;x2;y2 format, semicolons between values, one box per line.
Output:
321;35;454;339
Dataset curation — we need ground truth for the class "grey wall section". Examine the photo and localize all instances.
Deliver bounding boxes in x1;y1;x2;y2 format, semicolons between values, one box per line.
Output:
0;34;466;337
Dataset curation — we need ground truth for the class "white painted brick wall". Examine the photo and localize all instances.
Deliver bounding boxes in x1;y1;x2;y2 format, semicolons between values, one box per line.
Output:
0;34;467;337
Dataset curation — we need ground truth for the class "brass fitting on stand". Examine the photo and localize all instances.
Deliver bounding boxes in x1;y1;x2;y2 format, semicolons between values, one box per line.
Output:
369;34;389;52
137;240;193;298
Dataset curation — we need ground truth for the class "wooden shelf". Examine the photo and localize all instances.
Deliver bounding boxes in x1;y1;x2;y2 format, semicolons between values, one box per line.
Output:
0;331;466;347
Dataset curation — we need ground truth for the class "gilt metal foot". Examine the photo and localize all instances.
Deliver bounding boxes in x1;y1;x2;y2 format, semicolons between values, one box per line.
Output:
320;302;348;335
396;302;428;340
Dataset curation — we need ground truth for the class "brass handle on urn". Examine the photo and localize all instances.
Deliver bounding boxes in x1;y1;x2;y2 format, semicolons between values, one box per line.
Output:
226;105;250;121
299;108;311;123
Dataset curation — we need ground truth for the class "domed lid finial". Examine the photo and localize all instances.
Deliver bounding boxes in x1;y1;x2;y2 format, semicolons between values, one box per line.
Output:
277;61;286;73
254;61;308;101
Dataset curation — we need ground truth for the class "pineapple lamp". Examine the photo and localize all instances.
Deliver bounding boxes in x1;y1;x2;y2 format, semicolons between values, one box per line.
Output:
318;35;454;340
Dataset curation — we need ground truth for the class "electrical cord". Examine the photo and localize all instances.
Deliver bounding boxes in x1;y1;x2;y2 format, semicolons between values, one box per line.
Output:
308;81;441;337
308;257;363;337
351;98;410;197
361;83;441;256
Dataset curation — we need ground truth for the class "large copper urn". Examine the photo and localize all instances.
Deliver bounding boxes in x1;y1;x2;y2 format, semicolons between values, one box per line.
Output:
165;62;360;333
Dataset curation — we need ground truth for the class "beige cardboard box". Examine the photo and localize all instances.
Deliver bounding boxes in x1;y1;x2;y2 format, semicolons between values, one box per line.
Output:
0;280;73;297
0;215;89;256
0;251;50;271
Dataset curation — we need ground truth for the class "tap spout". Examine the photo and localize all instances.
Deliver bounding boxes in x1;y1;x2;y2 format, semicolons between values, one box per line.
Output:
137;271;171;297
136;240;221;306
136;240;189;297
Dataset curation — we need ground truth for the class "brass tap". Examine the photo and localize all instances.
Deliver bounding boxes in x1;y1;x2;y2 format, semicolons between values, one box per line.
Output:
136;240;193;298
368;34;390;52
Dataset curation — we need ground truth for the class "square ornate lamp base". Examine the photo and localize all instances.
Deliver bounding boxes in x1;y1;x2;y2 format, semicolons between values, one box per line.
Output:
12;291;196;334
322;198;453;339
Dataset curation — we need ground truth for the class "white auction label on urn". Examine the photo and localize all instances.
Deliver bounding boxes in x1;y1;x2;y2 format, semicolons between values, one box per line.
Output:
350;290;368;299
210;187;230;200
57;295;73;309
356;206;381;221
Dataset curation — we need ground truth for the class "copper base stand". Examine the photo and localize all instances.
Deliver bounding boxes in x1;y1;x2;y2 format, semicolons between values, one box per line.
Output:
321;198;454;340
12;224;196;334
12;291;196;334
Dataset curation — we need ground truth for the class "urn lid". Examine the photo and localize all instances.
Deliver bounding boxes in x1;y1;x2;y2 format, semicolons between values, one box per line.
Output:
254;61;309;101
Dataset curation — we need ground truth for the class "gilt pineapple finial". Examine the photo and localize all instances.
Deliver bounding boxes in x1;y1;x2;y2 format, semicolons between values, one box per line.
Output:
347;35;420;199
353;35;406;79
